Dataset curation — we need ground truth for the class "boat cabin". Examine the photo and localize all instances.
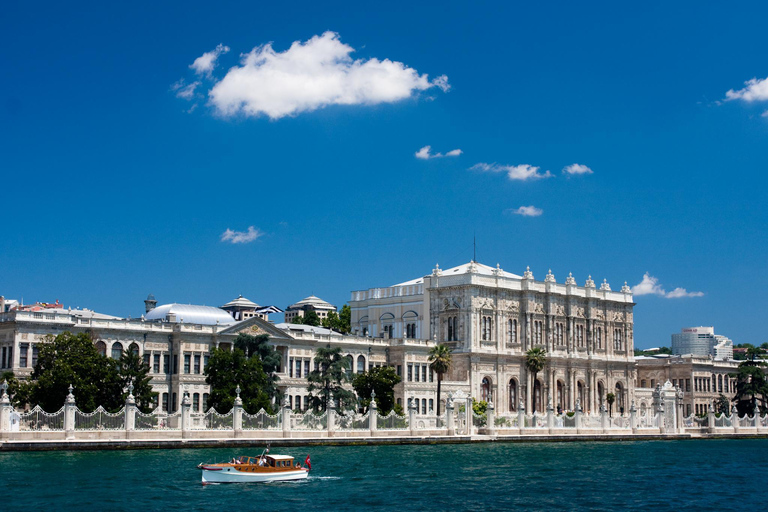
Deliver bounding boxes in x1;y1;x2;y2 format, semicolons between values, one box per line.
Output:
231;455;299;468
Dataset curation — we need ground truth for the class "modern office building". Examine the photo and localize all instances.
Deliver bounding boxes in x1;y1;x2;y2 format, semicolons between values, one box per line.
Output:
671;327;733;360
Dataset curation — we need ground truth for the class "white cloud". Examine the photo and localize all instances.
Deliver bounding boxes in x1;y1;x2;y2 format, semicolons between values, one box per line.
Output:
563;163;593;175
631;272;703;299
206;32;449;119
725;76;768;102
220;226;263;244
190;44;230;76
762;110;768;118
470;163;553;181
508;205;543;217
171;79;200;100
415;145;463;159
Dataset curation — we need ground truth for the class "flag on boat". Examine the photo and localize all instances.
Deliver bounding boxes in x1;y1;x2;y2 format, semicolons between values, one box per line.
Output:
304;455;311;470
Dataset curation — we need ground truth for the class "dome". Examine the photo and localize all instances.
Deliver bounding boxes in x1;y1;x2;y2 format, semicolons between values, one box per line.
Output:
287;295;336;310
144;304;237;325
221;295;260;310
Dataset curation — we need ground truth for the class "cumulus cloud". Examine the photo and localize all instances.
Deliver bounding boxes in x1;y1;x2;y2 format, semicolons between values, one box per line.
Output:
725;76;768;102
631;272;703;298
415;145;463;159
171;79;200;100
470;163;552;181
220;226;263;244
508;205;543;217
205;32;449;119
190;44;230;76
563;163;593;175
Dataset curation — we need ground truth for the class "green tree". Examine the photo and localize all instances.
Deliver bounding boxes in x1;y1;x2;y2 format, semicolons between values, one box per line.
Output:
233;333;282;402
204;346;273;414
605;392;616;417
302;310;321;326
428;343;453;416
306;345;356;412
321;310;341;331
290;315;304;325
27;331;123;412
352;366;401;415
338;304;351;333
524;347;547;414
116;350;157;413
714;394;730;415
1;371;31;408
731;346;767;415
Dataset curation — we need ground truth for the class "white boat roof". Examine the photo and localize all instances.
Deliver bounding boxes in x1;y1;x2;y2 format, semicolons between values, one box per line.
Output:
266;454;294;460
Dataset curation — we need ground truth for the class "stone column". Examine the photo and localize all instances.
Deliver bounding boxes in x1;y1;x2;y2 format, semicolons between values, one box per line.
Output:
707;403;715;434
446;396;455;436
233;385;243;438
466;396;474;436
546;395;555;434
180;389;191;438
0;381;11;436
731;404;739;434
518;402;526;433
574;398;583;434
486;400;495;435
282;396;291;438
600;402;608;434
629;400;637;434
64;384;76;440
754;403;763;433
408;398;418;436
328;397;337;437
125;383;136;435
369;392;378;437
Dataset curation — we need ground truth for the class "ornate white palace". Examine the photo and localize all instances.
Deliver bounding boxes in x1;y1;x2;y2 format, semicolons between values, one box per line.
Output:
350;261;636;415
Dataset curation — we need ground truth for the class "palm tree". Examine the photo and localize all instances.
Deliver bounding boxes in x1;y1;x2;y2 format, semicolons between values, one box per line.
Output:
524;347;547;414
428;343;453;417
606;392;616;417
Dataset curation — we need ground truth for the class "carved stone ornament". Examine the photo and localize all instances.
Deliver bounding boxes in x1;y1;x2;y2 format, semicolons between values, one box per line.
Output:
523;266;534;280
585;275;596;289
248;325;265;335
545;269;556;283
600;279;611;291
432;263;442;277
565;272;577;286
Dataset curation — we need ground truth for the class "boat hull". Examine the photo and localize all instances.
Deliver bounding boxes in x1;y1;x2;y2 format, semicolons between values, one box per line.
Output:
201;466;309;484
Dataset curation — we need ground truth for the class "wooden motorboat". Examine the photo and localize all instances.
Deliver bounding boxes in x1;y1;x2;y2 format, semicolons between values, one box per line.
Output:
198;454;310;484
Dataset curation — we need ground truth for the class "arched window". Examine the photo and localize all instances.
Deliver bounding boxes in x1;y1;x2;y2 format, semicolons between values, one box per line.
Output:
712;375;716;392
129;342;139;356
724;377;729;393
111;342;123;359
595;328;602;349
345;355;354;377
615;383;625;411
193;393;200;411
421;398;427;415
597;382;605;404
357;355;365;373
509;379;517;411
718;374;723;393
481;377;491;402
95;341;107;357
534;380;543;413
556;381;564;411
577;381;585;407
202;393;209;412
481;316;493;341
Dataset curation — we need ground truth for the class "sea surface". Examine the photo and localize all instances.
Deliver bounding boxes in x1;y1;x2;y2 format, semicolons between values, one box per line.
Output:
1;439;766;511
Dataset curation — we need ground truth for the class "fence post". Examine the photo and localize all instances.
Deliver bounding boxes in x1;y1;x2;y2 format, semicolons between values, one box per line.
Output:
64;384;76;440
546;395;555;434
232;385;243;438
518;402;526;433
180;389;191;439
0;381;10;436
755;403;763;433
600;402;609;434
707;403;715;433
486;400;496;436
629;400;637;434
327;397;337;438
282;396;291;438
408;398;418;436
466;397;474;436
125;383;136;435
575;398;583;434
369;391;378;437
731;405;739;434
446;397;455;436
657;403;666;435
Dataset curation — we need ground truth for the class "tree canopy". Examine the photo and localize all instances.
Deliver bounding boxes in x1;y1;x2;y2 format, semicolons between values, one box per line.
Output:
322;304;352;333
233;333;282;401
117;350;157;413
731;346;767;415
525;347;547;414
428;343;452;416
352;366;401;415
306;345;356;412
204;346;273;414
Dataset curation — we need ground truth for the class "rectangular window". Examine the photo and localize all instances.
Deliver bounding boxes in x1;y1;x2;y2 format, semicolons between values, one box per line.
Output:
672;379;677;387
2;347;7;368
19;343;28;367
203;393;209;411
289;395;293;409
422;399;427;415
162;393;169;411
143;353;150;367
193;393;200;411
194;354;201;374
204;354;210;370
304;359;310;376
296;359;302;379
184;354;191;374
414;364;420;382
163;354;170;374
429;399;434;412
172;393;177;412
641;379;646;388
173;356;178;375
31;345;39;367
289;357;294;378
407;364;413;382
422;365;427;382
397;365;402;377
153;354;160;373
303;396;309;411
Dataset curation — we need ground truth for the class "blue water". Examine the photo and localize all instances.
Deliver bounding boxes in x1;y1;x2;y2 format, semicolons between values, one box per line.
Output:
0;440;765;510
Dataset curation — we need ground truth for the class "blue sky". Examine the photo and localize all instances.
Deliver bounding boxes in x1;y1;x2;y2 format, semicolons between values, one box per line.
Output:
1;2;767;349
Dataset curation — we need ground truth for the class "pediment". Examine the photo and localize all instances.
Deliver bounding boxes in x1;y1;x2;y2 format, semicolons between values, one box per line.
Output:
219;316;293;341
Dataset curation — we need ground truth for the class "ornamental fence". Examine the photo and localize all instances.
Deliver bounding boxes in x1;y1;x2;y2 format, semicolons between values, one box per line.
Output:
2;387;768;441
